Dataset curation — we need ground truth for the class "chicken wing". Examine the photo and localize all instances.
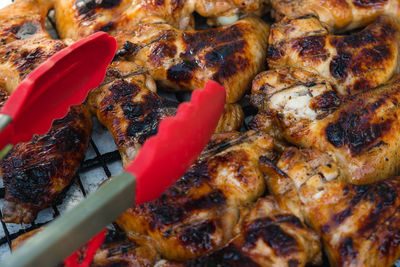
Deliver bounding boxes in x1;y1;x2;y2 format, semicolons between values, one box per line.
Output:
12;228;159;266
267;15;400;95
53;0;268;40
116;131;273;261
262;147;400;267
115;17;269;103
270;0;400;31
251;67;400;185
0;0;67;93
158;196;322;267
88;60;244;166
1;105;92;224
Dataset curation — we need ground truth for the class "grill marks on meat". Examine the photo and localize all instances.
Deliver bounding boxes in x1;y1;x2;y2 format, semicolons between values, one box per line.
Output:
1;105;92;224
251;67;400;184
54;0;268;40
0;0;67;92
270;0;400;31
267;15;400;96
158;197;322;267
115;17;269;103
263;147;400;266
88;61;177;167
116;131;273;261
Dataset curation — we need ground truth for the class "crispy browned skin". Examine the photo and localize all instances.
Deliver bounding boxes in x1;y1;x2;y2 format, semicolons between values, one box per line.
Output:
114;17;269;103
251;68;400;185
88;60;243;166
270;0;400;31
53;0;268;40
0;0;67;93
12;228;159;266
1;105;92;224
267;15;400;95
159;196;321;267
262;147;400;267
116;131;273;261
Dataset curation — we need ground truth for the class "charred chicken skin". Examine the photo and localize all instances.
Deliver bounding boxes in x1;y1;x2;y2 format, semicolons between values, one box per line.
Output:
270;0;400;31
251;68;400;185
88;60;244;166
116;131;273;261
1;105;92;224
267;15;400;96
115;17;269;103
53;0;268;40
158;196;322;267
262;147;400;267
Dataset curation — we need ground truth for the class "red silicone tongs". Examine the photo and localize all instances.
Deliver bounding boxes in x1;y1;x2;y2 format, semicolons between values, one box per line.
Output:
0;31;117;158
1;35;226;266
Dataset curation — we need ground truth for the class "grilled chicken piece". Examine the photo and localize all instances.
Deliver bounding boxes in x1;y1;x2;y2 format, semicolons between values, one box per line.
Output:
88;60;244;166
262;147;400;267
251;67;400;185
114;17;269;103
53;0;268;40
116;131;273;261
12;228;159;266
158;196;322;267
1;105;92;224
270;0;400;31
0;0;68;93
267;15;400;96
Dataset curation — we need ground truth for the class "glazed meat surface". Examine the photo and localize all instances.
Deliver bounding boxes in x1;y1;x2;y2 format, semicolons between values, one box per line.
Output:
158;196;321;267
267;15;400;96
114;17;269;103
0;0;68;93
53;0;268;40
251;68;400;185
1;105;92;224
262;147;400;267
12;228;159;266
270;0;400;31
88;60;244;166
116;131;273;261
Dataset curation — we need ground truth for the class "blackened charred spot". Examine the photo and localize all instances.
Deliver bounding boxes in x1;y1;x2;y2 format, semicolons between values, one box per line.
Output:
350;45;391;76
378;223;400;255
330;52;351;81
325;99;393;155
150;42;177;66
331;30;378;50
167;60;198;82
244;218;299;256
358;181;398;234
181;161;211;187
275;214;304;228
353;0;387;7
15;48;44;72
291;36;328;61
310;90;341;112
353;79;371;92
156;0;164;5
150;190;225;227
75;0;122;16
115;41;138;59
267;45;284;61
109;80;141;103
0;89;9;108
15;22;38;39
179;221;216;251
338;237;358;260
182;25;243;56
187;244;260;266
333;208;352;225
97;22;115;33
349;184;371;206
205;41;248;81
